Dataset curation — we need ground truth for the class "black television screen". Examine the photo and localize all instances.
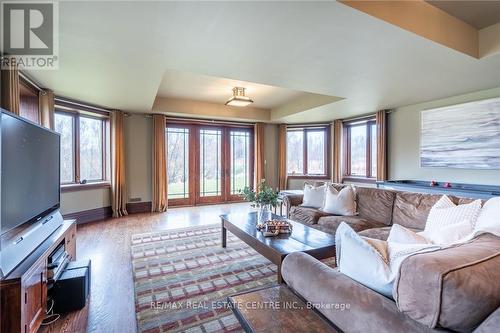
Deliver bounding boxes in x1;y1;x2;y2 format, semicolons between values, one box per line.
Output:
1;110;60;235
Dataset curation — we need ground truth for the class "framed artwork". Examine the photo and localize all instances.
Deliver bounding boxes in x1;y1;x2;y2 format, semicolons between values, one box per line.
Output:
420;97;500;169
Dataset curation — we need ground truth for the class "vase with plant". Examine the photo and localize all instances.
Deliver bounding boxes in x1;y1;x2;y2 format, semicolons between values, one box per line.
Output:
239;179;279;223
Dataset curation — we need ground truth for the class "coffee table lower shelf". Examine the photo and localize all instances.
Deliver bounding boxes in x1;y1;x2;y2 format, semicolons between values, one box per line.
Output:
228;286;340;333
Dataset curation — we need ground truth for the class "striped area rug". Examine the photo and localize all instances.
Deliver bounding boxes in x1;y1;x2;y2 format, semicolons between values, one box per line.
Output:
131;224;278;333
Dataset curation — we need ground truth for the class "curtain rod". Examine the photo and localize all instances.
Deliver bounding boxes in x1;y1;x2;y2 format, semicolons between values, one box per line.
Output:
55;97;111;113
125;112;257;126
19;71;43;91
340;110;391;123
286;123;330;128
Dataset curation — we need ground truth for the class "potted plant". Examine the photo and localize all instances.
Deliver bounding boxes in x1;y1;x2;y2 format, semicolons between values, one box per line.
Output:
240;180;279;223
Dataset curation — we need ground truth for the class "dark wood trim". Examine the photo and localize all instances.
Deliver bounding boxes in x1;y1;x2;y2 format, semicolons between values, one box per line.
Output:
61;182;111;192
286;126;330;178
342;118;376;180
126;201;152;214
63;206;112;224
56;110;110;185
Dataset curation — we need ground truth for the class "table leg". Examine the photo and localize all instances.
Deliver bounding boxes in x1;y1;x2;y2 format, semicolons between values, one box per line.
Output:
221;219;227;248
277;263;283;284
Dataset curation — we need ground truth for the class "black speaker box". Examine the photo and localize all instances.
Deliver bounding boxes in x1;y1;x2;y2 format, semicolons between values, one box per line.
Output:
52;259;91;313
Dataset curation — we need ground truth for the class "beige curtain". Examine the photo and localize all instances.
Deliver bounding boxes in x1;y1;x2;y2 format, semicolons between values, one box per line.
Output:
278;124;287;190
333;119;343;183
152;114;168;212
254;122;265;186
0;64;20;115
111;110;128;217
39;89;55;130
376;110;388;181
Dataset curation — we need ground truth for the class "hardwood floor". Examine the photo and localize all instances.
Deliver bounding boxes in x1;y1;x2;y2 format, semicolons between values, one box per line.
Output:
39;202;253;333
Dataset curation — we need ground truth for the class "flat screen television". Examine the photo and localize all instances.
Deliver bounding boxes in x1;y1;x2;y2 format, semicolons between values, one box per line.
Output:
1;109;61;236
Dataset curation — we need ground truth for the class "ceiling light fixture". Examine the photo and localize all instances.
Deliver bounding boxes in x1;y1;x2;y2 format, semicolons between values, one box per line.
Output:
225;87;253;107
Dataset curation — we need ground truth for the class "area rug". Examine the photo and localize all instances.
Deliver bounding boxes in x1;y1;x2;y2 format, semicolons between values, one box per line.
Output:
131;224;278;333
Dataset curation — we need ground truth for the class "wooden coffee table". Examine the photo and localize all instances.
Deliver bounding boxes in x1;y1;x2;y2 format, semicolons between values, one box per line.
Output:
228;285;340;333
220;212;336;283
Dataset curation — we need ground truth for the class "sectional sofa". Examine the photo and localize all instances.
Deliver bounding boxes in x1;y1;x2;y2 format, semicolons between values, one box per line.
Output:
281;184;500;333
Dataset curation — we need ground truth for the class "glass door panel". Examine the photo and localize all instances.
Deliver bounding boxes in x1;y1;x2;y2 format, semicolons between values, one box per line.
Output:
198;129;223;202
229;130;251;198
167;127;190;202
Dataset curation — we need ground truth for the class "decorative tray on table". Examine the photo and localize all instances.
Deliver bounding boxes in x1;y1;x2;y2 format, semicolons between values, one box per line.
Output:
256;220;293;237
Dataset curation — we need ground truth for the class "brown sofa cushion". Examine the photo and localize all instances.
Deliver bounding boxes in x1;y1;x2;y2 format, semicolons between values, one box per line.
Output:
317;215;386;235
391;192;443;229
356;187;395;226
358;226;423;241
288;206;329;225
394;234;500;332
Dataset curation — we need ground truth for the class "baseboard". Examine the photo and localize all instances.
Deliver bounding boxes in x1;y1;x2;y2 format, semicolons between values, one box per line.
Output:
63;206;112;224
126;201;152;214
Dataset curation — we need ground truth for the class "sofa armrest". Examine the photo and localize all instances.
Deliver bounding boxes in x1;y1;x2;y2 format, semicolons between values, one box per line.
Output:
281;252;434;333
394;234;500;332
474;307;500;333
282;193;303;207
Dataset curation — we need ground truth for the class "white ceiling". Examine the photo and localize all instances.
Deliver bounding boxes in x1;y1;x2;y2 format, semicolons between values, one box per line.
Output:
25;1;500;123
157;71;304;109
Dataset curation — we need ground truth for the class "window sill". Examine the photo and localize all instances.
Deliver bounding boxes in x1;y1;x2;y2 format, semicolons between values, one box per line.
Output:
61;181;111;192
287;175;330;180
342;176;376;184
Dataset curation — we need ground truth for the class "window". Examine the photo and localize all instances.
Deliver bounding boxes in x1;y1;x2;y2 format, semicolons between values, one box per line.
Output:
199;129;222;197
287;127;328;177
54;110;110;187
344;119;377;180
167;127;190;199
230;130;251;194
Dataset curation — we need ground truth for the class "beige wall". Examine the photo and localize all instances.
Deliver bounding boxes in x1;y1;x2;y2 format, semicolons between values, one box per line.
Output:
389;86;500;186
125;114;152;203
60;188;110;215
263;124;279;189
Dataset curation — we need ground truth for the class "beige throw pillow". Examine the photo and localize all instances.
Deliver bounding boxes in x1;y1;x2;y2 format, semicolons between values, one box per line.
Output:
321;184;357;216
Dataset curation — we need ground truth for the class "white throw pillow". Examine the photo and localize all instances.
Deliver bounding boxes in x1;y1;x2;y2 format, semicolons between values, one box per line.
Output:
336;222;439;299
422;195;482;245
387;224;429;245
321;185;357;216
301;183;326;208
335;222;439;298
335;222;393;297
473;197;500;238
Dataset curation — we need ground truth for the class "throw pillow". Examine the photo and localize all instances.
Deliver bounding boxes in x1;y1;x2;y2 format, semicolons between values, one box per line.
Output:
301;183;326;208
336;222;440;299
422;195;482;245
473;197;500;238
387;224;429;244
321;184;357;216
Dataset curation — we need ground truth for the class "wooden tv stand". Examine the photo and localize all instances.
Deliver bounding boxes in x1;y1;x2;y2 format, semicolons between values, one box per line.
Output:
0;220;76;333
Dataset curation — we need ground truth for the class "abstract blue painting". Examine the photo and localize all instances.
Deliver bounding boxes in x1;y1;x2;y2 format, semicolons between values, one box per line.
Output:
421;97;500;169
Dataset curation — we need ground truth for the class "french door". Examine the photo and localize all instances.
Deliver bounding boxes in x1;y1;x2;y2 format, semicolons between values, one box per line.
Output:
166;123;253;206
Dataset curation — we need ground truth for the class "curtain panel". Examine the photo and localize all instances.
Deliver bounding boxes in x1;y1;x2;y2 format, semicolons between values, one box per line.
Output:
254;122;266;187
111;110;128;217
0;64;20;115
152;114;168;212
333;119;343;183
39;89;55;130
278;124;287;190
376;110;388;181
